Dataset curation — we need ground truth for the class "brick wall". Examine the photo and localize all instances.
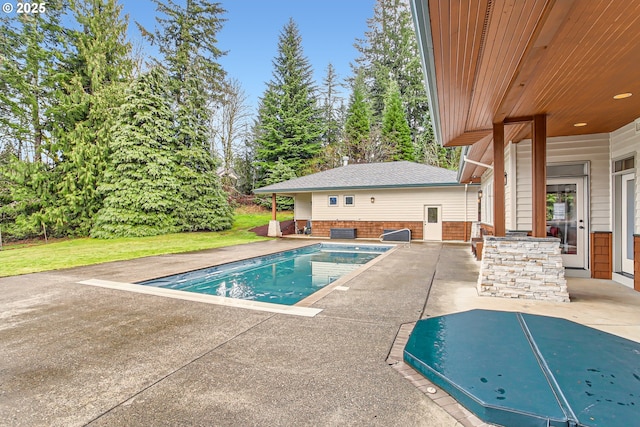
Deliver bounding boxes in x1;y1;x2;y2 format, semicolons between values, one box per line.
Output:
312;221;423;240
590;232;612;279
635;235;640;291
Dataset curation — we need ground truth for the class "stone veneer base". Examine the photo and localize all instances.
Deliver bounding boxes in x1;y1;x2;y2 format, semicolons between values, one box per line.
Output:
478;236;570;303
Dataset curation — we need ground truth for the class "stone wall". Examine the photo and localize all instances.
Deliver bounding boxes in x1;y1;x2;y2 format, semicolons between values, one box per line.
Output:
478;236;570;302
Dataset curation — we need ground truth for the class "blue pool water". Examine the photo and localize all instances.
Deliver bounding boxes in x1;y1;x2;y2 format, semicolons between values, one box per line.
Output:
137;243;392;305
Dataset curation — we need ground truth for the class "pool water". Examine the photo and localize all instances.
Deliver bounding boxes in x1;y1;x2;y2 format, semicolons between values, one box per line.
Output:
137;243;392;305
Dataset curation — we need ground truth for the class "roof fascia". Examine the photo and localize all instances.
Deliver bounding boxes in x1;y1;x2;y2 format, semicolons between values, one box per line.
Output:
254;182;468;194
410;0;443;146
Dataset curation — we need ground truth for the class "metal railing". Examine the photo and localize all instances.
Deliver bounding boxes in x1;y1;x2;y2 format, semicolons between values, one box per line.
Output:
379;228;411;246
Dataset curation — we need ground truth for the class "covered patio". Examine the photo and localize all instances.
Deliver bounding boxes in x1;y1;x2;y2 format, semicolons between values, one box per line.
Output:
410;0;640;295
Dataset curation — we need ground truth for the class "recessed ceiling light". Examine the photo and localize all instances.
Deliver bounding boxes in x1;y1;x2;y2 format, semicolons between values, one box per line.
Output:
613;92;632;100
574;122;587;127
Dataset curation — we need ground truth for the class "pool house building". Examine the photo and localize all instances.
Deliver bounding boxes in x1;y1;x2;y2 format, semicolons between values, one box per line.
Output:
253;161;479;242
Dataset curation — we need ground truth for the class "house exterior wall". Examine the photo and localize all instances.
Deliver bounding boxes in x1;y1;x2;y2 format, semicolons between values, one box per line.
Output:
610;119;640;290
514;134;611;232
305;186;477;240
610;120;640;236
479;122;639;288
310;187;477;222
294;193;312;220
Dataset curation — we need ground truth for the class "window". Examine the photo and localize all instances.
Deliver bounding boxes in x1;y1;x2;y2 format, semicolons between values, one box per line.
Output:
427;207;438;223
614;156;635;173
344;195;355;206
328;196;338;206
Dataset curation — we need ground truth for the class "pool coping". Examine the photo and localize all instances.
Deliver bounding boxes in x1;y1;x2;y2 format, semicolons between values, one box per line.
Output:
76;242;400;317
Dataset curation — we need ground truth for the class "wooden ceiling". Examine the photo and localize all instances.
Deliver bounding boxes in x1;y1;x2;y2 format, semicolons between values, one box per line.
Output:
424;0;640;182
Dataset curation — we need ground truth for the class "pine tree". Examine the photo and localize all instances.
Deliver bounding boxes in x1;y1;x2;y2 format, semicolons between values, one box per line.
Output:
142;0;233;232
91;69;180;238
0;1;69;238
50;0;133;236
254;18;323;184
354;0;453;165
382;80;414;161
0;0;66;163
343;73;372;163
316;63;346;169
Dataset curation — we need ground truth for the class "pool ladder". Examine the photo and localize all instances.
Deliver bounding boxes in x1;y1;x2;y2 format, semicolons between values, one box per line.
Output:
379;228;411;247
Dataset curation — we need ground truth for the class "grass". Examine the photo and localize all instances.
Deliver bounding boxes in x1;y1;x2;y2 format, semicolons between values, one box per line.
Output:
0;207;293;278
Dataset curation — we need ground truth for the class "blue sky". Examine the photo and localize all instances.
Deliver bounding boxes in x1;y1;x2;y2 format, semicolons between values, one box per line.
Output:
122;0;376;112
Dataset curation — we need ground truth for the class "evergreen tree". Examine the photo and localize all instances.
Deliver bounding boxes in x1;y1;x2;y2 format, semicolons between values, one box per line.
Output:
382;80;414;161
50;0;133;235
315;63;346;170
353;0;459;166
142;0;232;231
254;18;323;184
92;69;180;238
343;73;372;163
258;159;297;210
0;0;66;163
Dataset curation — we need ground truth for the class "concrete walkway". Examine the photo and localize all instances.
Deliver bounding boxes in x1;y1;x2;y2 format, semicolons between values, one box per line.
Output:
3;240;638;427
0;240;459;427
428;243;640;343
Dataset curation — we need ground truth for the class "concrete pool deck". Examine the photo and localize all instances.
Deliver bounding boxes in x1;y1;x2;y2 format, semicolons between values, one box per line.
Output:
1;240;639;426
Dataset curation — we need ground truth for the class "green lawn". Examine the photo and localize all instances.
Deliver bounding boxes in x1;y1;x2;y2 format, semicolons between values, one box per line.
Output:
0;208;293;278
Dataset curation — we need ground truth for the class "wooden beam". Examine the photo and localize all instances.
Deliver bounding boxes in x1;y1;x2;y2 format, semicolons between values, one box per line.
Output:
503;116;533;125
492;122;506;237
531;114;547;237
271;193;277;221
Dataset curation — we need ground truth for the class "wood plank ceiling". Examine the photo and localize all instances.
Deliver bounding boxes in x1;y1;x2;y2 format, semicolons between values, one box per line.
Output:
427;0;640;182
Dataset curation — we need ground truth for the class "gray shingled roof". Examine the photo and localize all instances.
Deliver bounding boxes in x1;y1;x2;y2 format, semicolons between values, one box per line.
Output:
253;161;459;193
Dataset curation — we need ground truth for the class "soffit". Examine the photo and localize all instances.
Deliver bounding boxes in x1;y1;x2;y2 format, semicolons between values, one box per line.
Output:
427;0;640;176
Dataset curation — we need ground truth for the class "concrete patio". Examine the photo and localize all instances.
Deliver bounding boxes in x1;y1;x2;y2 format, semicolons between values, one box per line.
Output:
1;240;638;426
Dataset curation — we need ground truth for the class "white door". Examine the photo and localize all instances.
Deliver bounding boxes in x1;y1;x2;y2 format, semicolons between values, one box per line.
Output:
621;173;635;274
546;178;587;269
423;205;442;241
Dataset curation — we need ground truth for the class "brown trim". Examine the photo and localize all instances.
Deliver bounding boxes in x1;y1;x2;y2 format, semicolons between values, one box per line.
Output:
271;193;277;221
531;114;547;237
590;232;612;280
635;235;640;292
492;122;506;236
503;116;534;124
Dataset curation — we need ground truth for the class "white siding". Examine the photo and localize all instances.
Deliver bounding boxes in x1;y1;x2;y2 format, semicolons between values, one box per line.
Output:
310;186;477;222
294;193;312;220
514;134;611;232
505;142;517;229
480;169;494;225
611;120;640;234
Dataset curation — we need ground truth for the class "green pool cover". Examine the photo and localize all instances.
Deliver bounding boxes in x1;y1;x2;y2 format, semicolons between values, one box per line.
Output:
404;310;640;427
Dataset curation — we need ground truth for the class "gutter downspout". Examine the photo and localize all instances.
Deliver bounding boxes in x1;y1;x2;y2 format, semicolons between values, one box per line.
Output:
463;156;494;170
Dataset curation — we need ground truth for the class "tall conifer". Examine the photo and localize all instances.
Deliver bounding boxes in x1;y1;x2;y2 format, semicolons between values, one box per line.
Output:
142;0;232;231
254;18;323;184
92;69;180;238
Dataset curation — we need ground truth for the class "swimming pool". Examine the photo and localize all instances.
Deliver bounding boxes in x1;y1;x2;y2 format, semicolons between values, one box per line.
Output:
137;243;393;306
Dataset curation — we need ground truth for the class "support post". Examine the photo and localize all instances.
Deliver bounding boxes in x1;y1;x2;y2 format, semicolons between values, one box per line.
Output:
271;193;277;220
492;122;506;237
267;193;282;237
532;114;547;238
